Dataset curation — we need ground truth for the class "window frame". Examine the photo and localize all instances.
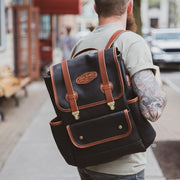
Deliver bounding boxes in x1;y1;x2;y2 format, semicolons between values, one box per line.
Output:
0;0;6;51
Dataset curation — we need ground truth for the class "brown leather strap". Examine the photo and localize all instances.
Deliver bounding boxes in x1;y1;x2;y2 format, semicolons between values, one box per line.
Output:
105;30;125;49
61;60;79;114
72;48;98;58
98;49;114;105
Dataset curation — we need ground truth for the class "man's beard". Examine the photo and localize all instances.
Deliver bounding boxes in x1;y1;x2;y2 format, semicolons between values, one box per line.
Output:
126;14;137;33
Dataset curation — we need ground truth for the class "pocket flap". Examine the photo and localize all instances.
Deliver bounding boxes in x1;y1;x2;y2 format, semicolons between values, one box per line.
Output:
66;109;132;148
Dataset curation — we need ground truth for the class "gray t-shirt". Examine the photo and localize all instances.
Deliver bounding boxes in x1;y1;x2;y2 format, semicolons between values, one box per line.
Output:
71;24;157;175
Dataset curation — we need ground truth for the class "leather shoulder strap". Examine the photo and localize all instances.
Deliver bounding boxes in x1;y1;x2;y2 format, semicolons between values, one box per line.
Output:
98;49;115;110
61;60;79;120
105;30;125;49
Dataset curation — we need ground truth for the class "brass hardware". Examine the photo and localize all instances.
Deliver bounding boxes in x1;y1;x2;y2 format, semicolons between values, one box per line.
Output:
79;136;84;140
118;125;123;130
72;111;80;120
107;101;115;110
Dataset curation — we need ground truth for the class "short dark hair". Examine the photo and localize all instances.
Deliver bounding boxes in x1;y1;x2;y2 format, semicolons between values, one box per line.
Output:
95;0;129;17
66;26;72;35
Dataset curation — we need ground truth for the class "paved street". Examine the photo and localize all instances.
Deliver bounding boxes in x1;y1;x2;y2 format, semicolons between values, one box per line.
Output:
161;71;180;93
154;71;180;141
0;97;165;180
0;79;170;180
0;68;180;180
0;81;48;170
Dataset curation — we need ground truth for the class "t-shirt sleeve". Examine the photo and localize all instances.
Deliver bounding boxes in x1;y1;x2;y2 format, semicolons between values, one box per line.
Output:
124;39;157;77
70;39;82;58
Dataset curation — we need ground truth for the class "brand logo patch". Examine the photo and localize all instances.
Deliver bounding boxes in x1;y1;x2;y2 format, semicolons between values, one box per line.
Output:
76;72;97;85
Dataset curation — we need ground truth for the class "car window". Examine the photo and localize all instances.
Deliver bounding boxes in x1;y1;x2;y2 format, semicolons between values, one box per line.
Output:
154;32;180;41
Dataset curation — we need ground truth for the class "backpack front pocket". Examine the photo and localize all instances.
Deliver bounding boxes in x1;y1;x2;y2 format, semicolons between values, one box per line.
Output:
66;109;132;148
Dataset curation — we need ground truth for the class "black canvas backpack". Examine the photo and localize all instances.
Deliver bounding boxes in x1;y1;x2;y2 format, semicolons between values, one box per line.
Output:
44;30;156;167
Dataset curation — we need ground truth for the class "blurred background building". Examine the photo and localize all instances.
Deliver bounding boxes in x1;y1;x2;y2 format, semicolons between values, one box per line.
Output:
0;0;180;80
142;0;180;32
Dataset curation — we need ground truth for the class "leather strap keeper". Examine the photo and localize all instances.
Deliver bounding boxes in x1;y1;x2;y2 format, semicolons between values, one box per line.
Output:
98;49;115;110
61;60;79;119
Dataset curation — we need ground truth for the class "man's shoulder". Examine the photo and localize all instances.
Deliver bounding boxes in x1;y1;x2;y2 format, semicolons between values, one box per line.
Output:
71;27;147;57
118;31;145;44
71;31;109;55
114;31;148;55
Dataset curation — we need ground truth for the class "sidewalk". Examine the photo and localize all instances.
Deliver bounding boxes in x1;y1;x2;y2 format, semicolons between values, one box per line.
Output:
0;93;166;180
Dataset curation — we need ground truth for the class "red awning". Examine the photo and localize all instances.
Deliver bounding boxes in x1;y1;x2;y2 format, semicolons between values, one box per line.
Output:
34;0;81;14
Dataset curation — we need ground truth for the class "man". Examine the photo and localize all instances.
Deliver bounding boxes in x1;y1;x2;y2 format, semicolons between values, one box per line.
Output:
59;26;76;60
71;0;167;179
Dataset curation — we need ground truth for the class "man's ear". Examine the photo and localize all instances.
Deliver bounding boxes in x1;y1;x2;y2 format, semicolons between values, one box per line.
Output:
127;0;133;15
94;4;97;13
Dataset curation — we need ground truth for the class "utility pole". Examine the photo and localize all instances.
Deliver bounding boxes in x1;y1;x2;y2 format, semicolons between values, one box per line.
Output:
133;0;142;35
169;0;179;27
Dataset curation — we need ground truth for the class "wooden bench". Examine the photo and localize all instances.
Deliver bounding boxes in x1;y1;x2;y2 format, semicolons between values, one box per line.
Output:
0;65;30;121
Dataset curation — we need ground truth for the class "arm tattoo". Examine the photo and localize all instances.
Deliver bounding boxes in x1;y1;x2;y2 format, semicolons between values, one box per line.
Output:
131;70;167;122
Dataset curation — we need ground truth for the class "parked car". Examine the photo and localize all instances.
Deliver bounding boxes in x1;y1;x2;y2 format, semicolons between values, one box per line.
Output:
150;28;180;69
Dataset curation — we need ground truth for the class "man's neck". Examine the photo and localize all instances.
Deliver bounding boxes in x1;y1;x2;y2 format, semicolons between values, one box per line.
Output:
98;15;127;29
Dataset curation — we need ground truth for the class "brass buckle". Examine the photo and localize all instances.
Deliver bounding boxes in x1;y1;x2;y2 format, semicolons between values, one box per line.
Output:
107;101;115;110
72;111;80;120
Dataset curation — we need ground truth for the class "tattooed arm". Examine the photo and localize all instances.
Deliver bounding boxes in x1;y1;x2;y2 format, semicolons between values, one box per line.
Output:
131;70;167;122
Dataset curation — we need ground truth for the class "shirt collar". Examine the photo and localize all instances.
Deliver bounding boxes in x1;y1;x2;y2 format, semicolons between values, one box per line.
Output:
93;23;124;32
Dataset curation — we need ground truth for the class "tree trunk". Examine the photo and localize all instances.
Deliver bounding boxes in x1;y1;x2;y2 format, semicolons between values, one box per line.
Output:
133;0;142;36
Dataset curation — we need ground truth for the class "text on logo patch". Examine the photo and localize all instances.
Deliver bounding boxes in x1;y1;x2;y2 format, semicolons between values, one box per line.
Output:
76;72;98;85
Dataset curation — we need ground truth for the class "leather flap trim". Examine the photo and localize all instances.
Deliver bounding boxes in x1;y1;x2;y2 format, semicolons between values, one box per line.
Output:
127;96;138;104
49;117;63;127
66;109;132;148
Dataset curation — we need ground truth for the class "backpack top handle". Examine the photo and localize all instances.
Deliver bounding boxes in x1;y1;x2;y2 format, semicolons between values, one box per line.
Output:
72;30;125;59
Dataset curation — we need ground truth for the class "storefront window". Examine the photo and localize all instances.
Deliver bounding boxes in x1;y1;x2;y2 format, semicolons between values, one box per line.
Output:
39;15;51;39
12;0;24;5
149;0;160;9
12;0;33;5
0;0;6;51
